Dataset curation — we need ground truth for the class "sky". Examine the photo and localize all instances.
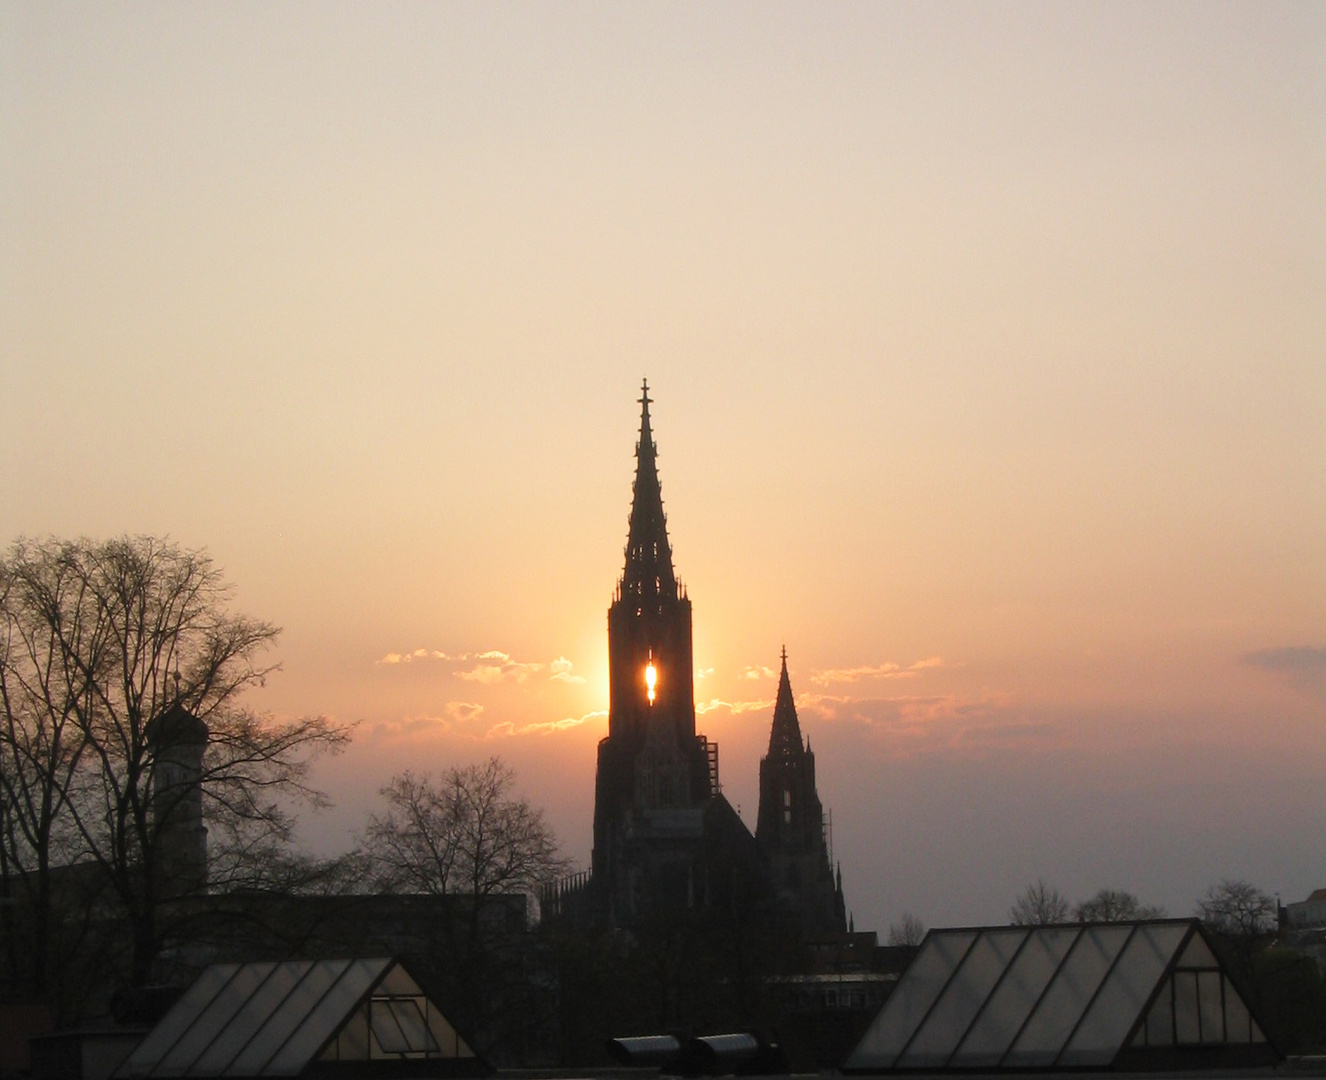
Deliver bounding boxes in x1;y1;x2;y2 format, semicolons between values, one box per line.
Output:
2;2;1323;933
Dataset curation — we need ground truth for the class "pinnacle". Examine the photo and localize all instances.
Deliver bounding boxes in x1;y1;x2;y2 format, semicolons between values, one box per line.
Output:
621;380;676;603
768;648;803;758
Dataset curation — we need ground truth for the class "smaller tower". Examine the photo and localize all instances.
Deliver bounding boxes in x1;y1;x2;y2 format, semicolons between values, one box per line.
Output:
756;648;846;934
146;700;209;898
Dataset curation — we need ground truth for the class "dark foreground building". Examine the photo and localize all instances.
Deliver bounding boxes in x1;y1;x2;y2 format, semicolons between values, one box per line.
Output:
845;919;1279;1072
582;382;846;936
113;958;487;1079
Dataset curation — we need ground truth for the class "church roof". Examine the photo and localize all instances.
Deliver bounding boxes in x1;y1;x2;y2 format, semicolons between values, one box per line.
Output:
845;919;1275;1072
766;648;804;759
621;379;677;604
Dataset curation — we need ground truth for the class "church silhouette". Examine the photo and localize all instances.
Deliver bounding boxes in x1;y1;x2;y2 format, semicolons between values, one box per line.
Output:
554;381;846;936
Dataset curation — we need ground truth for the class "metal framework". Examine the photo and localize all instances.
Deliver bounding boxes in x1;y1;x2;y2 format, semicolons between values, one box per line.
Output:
845;919;1275;1072
116;958;484;1078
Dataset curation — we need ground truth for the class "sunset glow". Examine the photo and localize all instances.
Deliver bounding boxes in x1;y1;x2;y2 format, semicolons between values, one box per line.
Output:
2;3;1323;933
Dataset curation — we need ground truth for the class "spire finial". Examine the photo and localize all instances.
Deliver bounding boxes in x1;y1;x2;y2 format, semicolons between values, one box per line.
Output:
780;644;788;665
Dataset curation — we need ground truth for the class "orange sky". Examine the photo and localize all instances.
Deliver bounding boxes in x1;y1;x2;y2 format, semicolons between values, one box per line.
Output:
2;3;1323;930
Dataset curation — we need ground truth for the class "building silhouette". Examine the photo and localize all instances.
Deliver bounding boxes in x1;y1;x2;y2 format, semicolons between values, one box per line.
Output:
756;650;847;934
585;381;845;935
145;700;209;899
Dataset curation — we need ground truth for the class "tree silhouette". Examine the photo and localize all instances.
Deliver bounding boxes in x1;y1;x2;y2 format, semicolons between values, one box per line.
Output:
0;536;349;995
887;911;926;946
1009;880;1071;925
1075;888;1166;922
1198;879;1276;937
363;758;568;1051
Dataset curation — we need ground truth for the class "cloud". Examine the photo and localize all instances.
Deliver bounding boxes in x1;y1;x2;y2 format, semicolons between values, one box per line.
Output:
1243;645;1326;673
741;666;777;680
454;649;547;684
696;697;776;716
796;689;1053;757
376;646;585;685
445;701;484;724
376;648;463;666
549;657;587;684
362;706;606;744
360;713;455;741
486;710;607;739
1243;645;1326;700
695;667;715;680
811;657;943;685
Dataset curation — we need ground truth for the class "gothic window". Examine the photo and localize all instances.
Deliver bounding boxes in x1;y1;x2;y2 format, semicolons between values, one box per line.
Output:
783;788;792;824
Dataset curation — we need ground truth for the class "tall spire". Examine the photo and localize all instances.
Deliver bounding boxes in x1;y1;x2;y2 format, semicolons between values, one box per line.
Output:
767;647;803;758
622;379;677;603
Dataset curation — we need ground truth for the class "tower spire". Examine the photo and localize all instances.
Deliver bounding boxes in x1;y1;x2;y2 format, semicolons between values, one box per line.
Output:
767;647;803;758
622;378;676;603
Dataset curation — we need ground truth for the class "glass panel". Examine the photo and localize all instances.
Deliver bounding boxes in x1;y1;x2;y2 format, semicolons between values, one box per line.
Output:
1223;976;1251;1044
158;963;277;1075
1175;972;1200;1043
370;1001;410;1055
1145;979;1174;1046
337;1005;369;1060
1177;931;1218;969
424;1006;466;1058
845;931;977;1069
951;928;1075;1067
1005;925;1130;1067
388;1000;438;1054
266;958;391;1074
1061;922;1188;1066
899;930;1024;1067
194;961;313;1076
227;960;349;1075
377;964;422;996
1198;971;1224;1041
123;964;240;1073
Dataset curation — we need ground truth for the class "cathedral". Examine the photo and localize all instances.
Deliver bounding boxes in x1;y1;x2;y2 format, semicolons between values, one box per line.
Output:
586;381;846;936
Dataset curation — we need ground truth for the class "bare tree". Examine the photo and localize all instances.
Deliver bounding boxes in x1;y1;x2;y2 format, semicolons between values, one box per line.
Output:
365;758;568;902
0;546;99;1001
1197;879;1278;993
887;911;926;947
0;537;350;989
1009;880;1071;925
362;758;568;1051
1075;888;1167;922
1198;879;1276;938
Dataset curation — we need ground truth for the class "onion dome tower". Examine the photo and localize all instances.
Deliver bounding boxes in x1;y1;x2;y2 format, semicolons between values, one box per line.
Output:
146;698;209;898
